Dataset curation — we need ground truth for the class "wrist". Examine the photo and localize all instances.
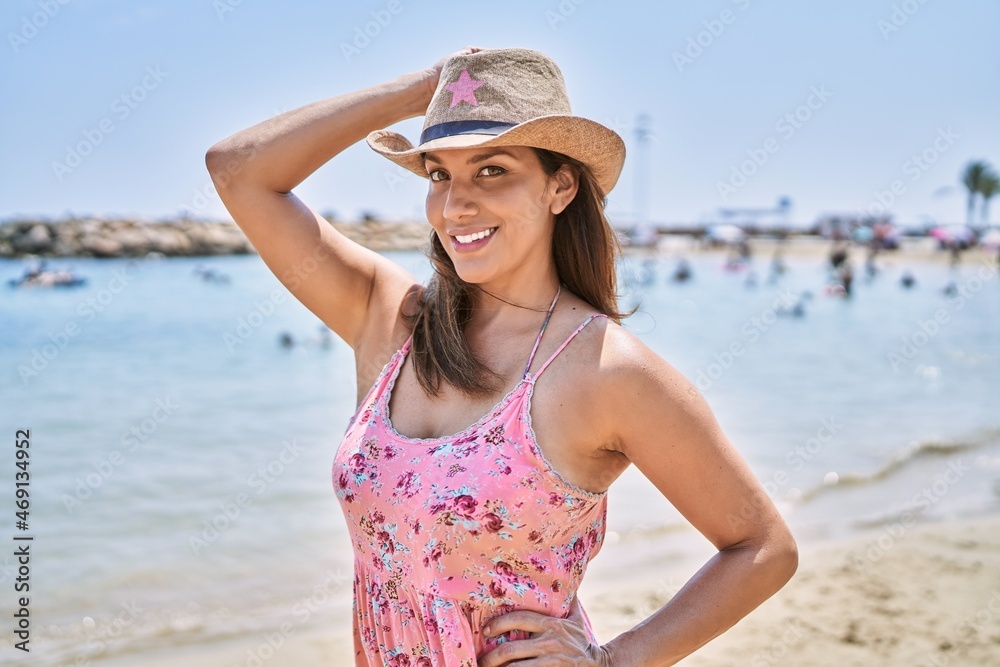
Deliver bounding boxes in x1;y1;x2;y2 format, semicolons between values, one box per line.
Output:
602;633;642;667
387;71;434;120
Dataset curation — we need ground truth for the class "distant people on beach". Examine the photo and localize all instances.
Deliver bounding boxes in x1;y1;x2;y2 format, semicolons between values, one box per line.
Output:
672;258;692;283
828;244;849;271
948;242;964;270
767;249;787;285
278;325;334;351
314;325;333;349
837;262;854;297
193;264;230;284
776;293;808;318
864;245;880;281
827;243;853;297
738;239;752;262
723;257;747;272
724;239;753;272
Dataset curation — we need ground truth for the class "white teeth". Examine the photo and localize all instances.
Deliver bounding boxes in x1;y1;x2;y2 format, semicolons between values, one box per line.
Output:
454;227;496;244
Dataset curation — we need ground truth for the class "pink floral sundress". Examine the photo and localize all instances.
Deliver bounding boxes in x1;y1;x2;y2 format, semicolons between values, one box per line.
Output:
333;286;609;666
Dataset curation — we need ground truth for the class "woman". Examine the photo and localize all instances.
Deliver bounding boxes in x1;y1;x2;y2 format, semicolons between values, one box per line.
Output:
207;46;797;667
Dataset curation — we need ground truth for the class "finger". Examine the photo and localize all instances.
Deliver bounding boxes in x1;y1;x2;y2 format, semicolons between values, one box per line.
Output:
478;636;551;667
483;610;553;639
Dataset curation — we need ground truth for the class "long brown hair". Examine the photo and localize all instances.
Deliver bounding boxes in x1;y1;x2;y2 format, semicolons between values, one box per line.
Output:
403;147;634;399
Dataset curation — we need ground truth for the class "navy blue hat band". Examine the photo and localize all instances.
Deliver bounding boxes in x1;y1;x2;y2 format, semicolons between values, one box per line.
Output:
419;120;517;145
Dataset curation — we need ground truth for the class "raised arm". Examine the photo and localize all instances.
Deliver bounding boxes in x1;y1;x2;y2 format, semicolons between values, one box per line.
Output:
204;50;478;355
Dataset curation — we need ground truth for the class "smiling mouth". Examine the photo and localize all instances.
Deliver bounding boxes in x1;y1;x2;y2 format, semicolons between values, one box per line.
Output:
451;227;499;244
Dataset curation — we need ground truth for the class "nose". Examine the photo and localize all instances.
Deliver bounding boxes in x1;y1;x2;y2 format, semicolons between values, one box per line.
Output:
440;179;479;223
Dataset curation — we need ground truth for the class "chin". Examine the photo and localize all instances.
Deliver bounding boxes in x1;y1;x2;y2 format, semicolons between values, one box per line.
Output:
452;264;494;286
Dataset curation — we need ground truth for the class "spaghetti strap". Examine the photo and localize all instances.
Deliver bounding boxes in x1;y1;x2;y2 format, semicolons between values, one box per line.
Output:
521;285;562;378
530;312;607;381
397;286;560;381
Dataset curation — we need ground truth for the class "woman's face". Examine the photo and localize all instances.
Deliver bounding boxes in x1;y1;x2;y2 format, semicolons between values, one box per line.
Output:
422;145;578;287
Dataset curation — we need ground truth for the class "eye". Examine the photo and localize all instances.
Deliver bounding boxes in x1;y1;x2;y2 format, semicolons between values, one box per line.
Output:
479;165;506;177
428;169;448;182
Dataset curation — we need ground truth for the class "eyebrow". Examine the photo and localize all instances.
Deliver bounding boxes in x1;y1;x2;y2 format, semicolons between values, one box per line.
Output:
423;148;518;166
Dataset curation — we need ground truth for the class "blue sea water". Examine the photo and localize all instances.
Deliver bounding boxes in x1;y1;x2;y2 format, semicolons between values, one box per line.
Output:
1;247;998;664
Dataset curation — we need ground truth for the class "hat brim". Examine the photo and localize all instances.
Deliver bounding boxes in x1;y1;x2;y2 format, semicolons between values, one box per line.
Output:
366;115;626;196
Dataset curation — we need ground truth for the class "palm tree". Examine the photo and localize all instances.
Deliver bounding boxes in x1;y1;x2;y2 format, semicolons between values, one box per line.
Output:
961;161;994;226
980;173;1000;227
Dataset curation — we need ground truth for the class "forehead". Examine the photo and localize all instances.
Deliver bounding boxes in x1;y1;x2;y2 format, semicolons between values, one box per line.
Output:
422;145;535;165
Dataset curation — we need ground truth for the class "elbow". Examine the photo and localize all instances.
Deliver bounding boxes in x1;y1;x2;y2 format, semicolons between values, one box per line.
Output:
205;138;257;188
205;142;233;181
746;523;798;589
782;536;799;581
771;528;799;587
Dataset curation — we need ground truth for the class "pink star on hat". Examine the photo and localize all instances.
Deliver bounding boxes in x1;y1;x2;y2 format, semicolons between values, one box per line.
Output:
444;68;485;108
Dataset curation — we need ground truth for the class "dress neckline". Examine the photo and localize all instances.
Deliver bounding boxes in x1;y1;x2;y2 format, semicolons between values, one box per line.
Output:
379;286;562;445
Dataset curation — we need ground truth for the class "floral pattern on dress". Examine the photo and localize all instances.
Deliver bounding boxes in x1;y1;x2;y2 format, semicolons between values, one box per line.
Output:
334;311;609;666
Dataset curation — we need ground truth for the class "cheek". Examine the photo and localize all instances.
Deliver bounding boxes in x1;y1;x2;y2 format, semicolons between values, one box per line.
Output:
425;192;445;228
425;189;440;215
506;179;552;223
509;191;552;234
478;181;543;222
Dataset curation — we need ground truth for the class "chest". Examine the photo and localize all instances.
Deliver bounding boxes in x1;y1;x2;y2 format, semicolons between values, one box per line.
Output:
387;356;529;441
334;383;607;571
387;349;618;497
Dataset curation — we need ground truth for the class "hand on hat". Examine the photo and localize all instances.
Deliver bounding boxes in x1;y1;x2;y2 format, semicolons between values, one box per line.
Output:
411;45;485;115
477;596;612;666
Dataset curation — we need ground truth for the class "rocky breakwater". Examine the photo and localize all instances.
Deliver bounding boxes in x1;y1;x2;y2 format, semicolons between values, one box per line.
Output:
331;218;429;252
0;217;431;258
0;218;253;258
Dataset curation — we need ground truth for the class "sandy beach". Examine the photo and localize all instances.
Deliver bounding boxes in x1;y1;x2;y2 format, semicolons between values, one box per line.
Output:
87;513;1000;666
591;515;1000;667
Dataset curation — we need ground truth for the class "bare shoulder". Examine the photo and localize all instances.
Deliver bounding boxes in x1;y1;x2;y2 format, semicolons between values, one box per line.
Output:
352;268;424;406
598;320;690;387
585;319;708;456
529;314;701;493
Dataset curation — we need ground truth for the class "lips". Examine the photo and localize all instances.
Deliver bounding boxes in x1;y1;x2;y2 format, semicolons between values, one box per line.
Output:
450;226;499;252
451;227;498;244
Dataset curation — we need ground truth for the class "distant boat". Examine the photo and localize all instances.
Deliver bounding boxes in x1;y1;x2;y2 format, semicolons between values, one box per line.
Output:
705;223;746;246
7;263;86;288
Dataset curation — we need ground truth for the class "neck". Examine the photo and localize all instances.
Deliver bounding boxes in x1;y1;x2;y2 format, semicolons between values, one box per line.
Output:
466;271;561;333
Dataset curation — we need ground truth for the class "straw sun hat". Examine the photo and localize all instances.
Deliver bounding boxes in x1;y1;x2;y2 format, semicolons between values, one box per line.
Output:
366;47;626;195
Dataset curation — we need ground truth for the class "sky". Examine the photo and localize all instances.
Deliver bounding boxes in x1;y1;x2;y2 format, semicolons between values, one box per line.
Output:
3;0;999;229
